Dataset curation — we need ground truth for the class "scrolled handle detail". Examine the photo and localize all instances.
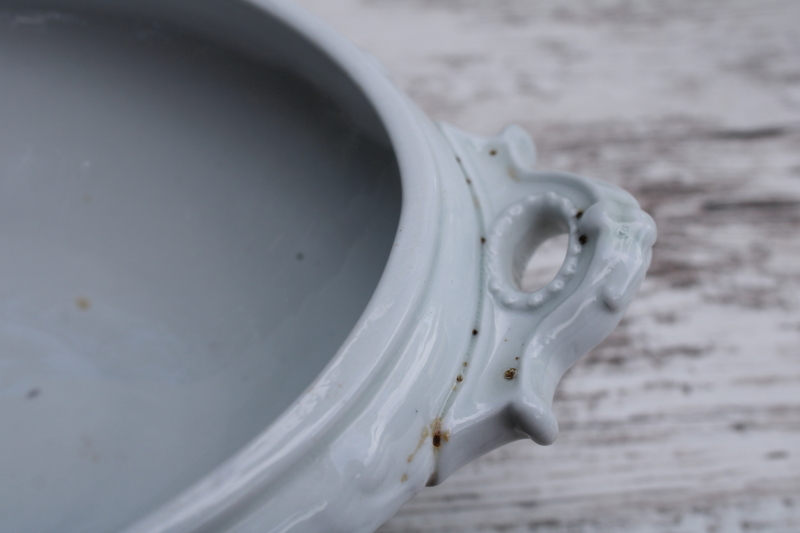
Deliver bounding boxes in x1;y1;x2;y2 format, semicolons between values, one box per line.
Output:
486;192;581;311
430;123;656;485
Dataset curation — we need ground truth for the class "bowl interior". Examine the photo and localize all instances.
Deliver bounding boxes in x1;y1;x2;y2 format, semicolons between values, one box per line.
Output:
0;5;401;532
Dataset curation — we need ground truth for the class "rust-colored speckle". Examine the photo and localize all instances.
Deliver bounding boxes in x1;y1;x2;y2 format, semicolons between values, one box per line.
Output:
463;361;468;367
401;473;408;482
76;297;90;311
504;368;517;380
515;356;519;360
456;375;463;382
576;209;584;219
432;417;444;448
489;149;497;156
472;329;478;336
579;234;588;245
480;237;486;244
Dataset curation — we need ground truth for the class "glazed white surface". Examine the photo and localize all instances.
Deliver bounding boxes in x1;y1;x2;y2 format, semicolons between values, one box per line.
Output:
0;1;658;532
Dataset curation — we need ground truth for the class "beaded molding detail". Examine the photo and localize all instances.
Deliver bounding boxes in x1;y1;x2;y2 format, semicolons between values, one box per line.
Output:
486;192;581;312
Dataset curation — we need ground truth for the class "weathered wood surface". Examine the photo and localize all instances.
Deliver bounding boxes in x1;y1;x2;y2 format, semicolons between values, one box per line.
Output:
295;1;800;531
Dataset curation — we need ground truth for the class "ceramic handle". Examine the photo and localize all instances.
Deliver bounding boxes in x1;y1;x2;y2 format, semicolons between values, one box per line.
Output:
431;124;656;484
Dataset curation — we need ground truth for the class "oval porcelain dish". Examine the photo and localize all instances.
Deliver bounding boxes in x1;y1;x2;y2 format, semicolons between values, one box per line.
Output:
0;1;656;532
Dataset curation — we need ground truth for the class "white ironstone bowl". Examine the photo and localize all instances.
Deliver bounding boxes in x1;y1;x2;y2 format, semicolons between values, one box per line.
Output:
0;1;656;532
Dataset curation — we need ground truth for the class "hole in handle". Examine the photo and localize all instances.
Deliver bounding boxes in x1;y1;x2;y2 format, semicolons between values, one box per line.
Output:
517;233;569;293
510;207;570;293
487;194;578;310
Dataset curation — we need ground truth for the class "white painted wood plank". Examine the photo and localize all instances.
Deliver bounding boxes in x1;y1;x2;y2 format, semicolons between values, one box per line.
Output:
293;1;800;531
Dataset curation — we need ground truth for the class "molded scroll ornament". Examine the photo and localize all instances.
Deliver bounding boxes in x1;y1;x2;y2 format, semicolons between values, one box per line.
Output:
431;123;657;484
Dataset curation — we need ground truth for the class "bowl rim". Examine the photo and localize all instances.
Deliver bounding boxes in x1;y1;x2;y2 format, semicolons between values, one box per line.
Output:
122;0;447;530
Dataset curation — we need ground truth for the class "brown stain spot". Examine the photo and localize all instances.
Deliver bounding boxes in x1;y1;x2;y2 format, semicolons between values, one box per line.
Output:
480;237;486;244
489;149;497;156
401;473;408;482
463;361;468;367
26;388;40;399
508;167;518;180
432;418;444;448
472;329;478;336
515;356;519;360
576;209;584;219
456;375;463;382
504;368;517;380
75;297;90;311
579;234;588;245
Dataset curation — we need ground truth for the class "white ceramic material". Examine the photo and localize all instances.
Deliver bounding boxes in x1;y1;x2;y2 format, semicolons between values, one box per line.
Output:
0;1;656;532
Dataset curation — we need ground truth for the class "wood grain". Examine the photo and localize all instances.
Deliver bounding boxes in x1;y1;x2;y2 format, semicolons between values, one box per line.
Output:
294;1;800;531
